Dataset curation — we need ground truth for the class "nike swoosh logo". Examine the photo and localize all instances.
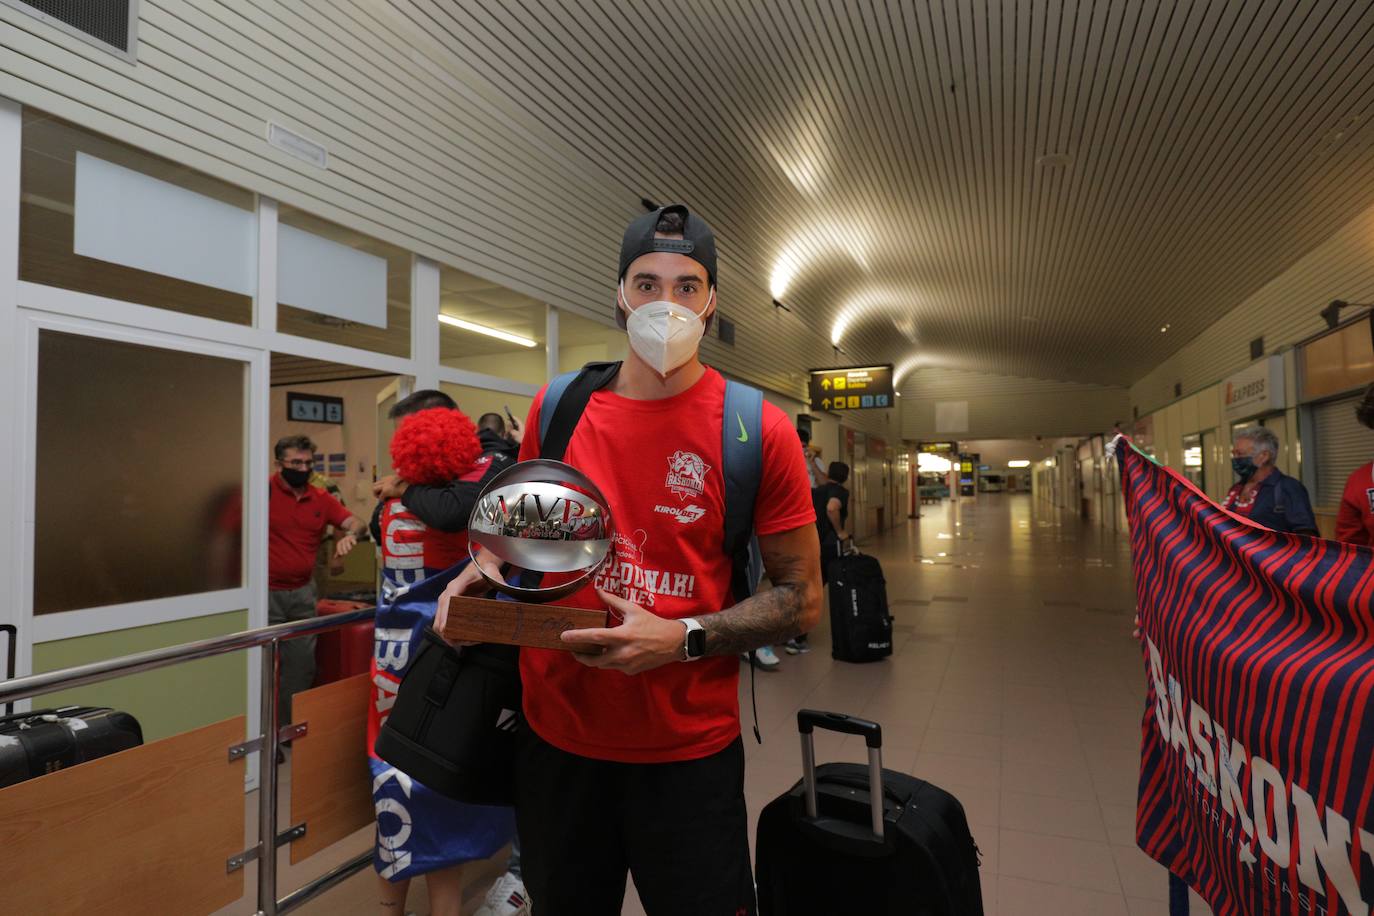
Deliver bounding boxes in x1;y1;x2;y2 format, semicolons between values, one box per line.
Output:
736;413;749;443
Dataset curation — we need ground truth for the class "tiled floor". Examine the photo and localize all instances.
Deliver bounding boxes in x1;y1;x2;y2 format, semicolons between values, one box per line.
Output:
234;494;1215;915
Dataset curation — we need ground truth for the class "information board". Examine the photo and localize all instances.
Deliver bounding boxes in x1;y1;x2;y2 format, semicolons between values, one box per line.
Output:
809;365;895;411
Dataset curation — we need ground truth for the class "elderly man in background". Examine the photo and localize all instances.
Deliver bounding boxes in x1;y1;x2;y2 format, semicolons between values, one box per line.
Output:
1222;426;1318;536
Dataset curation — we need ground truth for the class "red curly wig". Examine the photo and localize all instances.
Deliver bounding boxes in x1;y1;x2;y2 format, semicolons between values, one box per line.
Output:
390;407;482;485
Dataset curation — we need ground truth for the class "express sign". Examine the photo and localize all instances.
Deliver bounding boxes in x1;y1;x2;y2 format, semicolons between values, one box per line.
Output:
809;365;895;412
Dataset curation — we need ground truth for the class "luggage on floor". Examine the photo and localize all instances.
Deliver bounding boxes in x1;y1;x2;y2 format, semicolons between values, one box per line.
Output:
0;706;144;789
314;597;374;686
827;549;893;662
755;710;984;916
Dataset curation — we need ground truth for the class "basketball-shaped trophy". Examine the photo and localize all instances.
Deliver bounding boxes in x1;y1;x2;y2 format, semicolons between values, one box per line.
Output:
441;459;616;650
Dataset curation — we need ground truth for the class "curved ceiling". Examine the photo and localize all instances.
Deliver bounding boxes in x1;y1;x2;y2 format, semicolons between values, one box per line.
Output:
404;1;1374;388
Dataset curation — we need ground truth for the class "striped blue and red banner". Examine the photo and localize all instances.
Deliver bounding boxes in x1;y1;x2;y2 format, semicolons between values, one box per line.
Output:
1120;438;1374;915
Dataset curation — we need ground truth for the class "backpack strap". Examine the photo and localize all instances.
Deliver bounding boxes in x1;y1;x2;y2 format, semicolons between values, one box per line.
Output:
722;380;764;598
538;361;621;461
722;379;765;745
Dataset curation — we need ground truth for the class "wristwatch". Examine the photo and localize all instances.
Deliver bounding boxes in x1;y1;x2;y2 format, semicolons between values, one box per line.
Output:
680;617;706;661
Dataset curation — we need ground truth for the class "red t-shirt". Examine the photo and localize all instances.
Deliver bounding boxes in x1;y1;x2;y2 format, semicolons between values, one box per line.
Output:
268;473;352;590
1336;461;1374;546
516;367;815;763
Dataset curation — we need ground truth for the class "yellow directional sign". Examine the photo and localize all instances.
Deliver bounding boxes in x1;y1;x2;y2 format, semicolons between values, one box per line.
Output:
809;365;894;412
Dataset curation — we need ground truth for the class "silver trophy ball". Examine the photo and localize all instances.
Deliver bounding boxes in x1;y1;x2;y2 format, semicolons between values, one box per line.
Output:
467;458;614;603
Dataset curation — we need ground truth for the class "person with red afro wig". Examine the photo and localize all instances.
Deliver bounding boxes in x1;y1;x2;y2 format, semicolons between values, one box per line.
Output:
390;407;483;487
367;393;513;916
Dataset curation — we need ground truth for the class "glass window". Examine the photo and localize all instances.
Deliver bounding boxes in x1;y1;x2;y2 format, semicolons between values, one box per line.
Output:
269;355;395;597
34;331;246;614
277;206;411;358
440;383;535;433
1182;433;1204;491
559;310;628;373
20;110;256;324
439;265;546;384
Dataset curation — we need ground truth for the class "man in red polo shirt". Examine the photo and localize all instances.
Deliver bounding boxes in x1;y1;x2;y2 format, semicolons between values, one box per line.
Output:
269;434;367;721
436;204;821;915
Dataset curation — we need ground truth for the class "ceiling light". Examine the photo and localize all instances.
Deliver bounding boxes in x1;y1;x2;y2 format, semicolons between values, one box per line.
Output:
1008;459;1031;468
1035;152;1073;168
438;314;537;348
1160;324;1171;333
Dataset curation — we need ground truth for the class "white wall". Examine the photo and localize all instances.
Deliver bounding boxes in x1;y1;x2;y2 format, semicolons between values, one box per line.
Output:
899;368;1129;441
0;0;869;401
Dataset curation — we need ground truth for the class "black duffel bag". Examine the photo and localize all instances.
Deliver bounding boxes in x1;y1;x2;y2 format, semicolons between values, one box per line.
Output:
373;629;521;806
0;706;143;788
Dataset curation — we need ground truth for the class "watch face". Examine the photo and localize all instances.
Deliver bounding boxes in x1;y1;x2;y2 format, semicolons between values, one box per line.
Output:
687;628;707;658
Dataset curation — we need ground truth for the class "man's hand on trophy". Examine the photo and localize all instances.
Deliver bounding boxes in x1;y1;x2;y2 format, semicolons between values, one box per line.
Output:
434;548;507;644
560;589;684;675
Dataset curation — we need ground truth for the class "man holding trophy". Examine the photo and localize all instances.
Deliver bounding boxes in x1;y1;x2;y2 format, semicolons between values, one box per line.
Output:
435;204;822;914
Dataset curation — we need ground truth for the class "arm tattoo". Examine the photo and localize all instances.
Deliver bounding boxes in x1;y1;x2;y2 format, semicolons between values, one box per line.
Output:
700;549;809;657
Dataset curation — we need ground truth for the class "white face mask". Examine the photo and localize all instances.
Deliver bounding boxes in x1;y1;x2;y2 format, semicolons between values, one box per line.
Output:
619;282;713;376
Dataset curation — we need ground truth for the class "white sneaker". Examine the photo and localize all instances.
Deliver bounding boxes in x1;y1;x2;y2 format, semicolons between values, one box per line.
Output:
753;645;781;670
475;871;530;916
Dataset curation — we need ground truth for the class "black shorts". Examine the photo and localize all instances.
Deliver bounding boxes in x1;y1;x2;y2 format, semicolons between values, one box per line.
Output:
514;727;756;916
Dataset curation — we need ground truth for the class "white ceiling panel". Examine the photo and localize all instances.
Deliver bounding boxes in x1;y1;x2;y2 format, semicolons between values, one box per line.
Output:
394;0;1374;388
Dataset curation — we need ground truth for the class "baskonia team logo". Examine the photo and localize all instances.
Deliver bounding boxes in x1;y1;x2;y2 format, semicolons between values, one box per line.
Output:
666;450;710;501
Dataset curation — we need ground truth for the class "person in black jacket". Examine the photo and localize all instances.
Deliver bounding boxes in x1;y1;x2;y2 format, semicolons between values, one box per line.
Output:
372;406;521;535
370;397;533;916
1222;425;1318;536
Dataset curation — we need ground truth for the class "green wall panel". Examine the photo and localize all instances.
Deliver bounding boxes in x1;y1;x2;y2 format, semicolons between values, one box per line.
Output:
32;610;249;742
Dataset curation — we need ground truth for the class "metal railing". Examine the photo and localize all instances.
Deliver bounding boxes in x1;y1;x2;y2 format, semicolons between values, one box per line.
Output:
0;607;377;916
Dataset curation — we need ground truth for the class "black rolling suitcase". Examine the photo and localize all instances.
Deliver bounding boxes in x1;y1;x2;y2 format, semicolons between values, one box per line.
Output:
828;547;893;662
756;710;984;916
0;706;143;788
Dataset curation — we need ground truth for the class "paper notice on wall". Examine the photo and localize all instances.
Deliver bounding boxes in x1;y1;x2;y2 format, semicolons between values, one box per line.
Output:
935;401;969;433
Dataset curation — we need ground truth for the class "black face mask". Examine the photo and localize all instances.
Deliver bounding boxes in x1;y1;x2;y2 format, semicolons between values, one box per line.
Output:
281;467;311;488
1231;456;1257;482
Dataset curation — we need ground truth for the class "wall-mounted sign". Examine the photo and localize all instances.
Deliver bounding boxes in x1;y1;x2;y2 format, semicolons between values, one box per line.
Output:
287;392;345;425
920;441;957;454
1223;354;1286;421
809;365;894;411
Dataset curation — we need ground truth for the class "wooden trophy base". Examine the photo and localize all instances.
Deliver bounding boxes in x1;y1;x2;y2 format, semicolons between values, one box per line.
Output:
441;595;610;652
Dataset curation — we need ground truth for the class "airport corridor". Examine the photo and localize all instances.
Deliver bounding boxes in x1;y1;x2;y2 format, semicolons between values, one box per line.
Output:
210;491;1203;916
717;493;1207;916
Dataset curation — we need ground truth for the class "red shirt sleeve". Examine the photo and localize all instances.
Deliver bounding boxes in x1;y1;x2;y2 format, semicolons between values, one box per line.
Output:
517;390;546;462
323;491;352;528
754;403;817;536
1336;470;1369;545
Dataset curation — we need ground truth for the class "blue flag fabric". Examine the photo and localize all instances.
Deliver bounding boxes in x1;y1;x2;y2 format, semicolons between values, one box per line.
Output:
368;562;514;881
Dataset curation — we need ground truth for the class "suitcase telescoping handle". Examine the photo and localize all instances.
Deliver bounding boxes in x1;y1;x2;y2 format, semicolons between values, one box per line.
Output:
797;709;885;840
1;625;15;716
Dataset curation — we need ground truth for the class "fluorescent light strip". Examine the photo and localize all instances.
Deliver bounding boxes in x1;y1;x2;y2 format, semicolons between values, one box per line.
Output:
1007;460;1031;468
438;313;538;348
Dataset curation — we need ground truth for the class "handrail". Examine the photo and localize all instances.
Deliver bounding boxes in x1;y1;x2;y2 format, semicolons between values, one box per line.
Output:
0;604;379;916
0;606;375;706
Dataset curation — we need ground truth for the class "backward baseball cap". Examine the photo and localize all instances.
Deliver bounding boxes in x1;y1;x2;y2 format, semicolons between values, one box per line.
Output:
618;204;717;289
